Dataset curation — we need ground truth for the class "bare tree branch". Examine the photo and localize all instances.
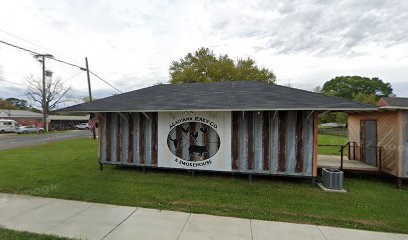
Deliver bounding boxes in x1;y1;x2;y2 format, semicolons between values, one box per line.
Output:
25;75;72;115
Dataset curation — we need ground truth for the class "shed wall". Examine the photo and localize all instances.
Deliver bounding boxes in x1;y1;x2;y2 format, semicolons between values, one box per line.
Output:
99;112;158;166
99;110;315;177
348;111;402;177
231;111;314;176
402;110;408;177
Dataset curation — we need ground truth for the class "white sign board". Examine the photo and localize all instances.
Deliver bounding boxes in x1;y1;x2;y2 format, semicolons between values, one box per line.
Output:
158;111;231;171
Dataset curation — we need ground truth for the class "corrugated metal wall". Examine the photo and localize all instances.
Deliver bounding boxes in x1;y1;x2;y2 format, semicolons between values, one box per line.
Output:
231;111;314;176
99;112;158;166
99;111;315;177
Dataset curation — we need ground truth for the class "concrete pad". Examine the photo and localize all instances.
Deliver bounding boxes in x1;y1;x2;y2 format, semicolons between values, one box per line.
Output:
251;220;325;240
47;203;137;240
1;198;91;234
178;214;252;240
318;226;404;240
104;208;190;240
317;183;347;193
0;193;52;223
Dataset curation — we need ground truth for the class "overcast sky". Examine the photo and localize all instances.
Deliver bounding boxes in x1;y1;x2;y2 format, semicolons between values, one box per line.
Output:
0;0;407;108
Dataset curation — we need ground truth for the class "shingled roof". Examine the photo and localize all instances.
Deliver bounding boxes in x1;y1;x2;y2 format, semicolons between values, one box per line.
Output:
58;81;376;112
378;97;408;109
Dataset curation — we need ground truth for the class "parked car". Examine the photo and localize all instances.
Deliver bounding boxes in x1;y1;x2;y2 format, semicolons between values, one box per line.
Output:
0;119;19;133
16;125;44;134
75;123;89;130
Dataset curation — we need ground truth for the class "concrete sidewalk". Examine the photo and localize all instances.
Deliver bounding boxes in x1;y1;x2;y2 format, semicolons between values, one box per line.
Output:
0;193;406;240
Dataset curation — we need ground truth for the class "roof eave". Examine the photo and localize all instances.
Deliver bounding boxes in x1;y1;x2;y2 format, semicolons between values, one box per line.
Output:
379;106;408;110
57;107;379;113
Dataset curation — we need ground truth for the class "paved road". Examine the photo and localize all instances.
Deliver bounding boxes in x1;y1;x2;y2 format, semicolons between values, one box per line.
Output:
0;193;407;240
0;130;91;150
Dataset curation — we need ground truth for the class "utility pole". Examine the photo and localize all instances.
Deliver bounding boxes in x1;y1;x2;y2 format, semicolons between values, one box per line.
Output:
34;54;53;132
85;57;92;102
42;55;47;132
85;57;96;139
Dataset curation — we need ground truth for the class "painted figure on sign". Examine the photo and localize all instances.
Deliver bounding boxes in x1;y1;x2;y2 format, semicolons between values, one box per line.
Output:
169;137;183;148
191;131;199;140
182;127;189;134
199;127;208;134
189;145;208;157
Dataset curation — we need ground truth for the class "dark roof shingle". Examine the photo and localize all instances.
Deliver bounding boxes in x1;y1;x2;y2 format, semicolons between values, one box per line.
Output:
58;81;376;112
379;97;408;109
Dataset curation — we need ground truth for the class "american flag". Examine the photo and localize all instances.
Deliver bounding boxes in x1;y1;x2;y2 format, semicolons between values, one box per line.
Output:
88;113;98;129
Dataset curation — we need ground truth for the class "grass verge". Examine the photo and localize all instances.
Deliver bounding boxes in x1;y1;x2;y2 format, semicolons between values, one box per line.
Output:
0;138;406;233
0;227;72;240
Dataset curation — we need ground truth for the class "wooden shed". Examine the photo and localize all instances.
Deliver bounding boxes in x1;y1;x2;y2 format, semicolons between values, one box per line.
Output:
348;97;408;185
59;81;374;182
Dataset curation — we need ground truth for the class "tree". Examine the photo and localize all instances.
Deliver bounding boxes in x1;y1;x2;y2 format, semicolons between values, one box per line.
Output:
351;93;378;105
25;75;71;130
5;97;28;109
0;98;17;110
81;96;98;103
321;76;393;100
169;47;276;84
316;76;393;124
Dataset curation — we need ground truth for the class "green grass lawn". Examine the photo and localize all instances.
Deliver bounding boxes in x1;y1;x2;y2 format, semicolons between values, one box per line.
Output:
0;227;73;240
0;138;407;233
318;134;348;155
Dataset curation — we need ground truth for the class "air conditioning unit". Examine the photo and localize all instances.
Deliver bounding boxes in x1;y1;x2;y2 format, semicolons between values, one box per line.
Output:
322;168;344;190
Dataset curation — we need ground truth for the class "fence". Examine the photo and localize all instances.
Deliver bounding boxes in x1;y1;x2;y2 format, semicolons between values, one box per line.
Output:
318;127;347;137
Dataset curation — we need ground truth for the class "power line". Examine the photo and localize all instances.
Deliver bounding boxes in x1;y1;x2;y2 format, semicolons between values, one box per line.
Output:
0;39;39;55
0;27;83;66
52;57;85;70
89;71;123;93
65;71;83;81
0;39;123;93
0;78;25;87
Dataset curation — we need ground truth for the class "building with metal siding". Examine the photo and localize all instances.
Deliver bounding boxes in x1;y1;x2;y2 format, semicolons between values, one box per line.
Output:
58;81;375;181
230;111;314;176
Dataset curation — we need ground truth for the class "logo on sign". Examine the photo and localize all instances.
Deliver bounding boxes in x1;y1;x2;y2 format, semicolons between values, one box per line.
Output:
167;117;220;167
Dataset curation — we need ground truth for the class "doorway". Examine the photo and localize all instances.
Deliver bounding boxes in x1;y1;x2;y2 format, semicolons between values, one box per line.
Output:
360;120;377;166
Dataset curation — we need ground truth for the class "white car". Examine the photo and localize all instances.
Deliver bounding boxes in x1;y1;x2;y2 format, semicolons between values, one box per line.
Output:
16;125;44;134
75;123;89;130
0;119;19;133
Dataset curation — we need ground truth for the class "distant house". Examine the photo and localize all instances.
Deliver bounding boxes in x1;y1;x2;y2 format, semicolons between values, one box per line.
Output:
348;97;408;187
58;81;374;183
0;109;43;126
0;109;89;130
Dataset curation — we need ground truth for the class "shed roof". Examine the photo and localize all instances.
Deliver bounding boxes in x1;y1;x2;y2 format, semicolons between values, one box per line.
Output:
0;109;42;118
57;81;376;112
378;97;408;109
47;115;89;121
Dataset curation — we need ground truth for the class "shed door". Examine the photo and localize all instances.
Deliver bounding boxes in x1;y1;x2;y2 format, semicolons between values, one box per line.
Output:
360;120;377;166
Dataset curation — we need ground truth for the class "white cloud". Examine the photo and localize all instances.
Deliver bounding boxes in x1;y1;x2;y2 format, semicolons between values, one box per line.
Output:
0;0;407;105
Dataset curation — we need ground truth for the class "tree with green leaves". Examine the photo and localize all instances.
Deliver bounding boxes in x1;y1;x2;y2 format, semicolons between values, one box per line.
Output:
0;98;17;110
321;76;393;100
169;47;276;84
351;92;378;105
315;77;388;124
5;98;28;109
